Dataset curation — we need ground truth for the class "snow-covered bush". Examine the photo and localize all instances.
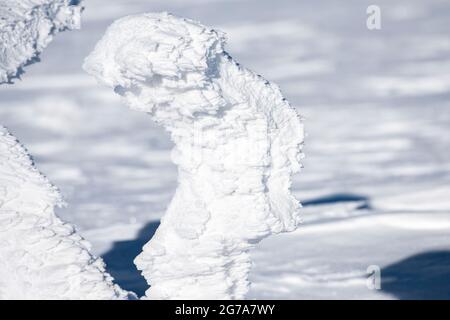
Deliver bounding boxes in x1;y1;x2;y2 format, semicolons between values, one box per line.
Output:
84;12;304;299
0;0;82;83
0;127;128;299
0;0;129;299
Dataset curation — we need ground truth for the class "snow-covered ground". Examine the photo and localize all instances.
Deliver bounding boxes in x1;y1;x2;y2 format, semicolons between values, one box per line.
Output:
1;0;449;299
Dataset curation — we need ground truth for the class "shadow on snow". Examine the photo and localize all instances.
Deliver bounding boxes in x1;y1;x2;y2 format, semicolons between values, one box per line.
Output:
382;250;450;300
102;221;160;297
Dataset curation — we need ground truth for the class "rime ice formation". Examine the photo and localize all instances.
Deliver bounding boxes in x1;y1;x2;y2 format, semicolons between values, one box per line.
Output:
0;127;130;299
0;0;82;83
0;0;128;300
0;127;128;299
84;12;304;299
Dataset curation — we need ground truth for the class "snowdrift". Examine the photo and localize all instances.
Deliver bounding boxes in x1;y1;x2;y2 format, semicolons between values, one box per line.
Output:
0;0;82;83
84;12;304;299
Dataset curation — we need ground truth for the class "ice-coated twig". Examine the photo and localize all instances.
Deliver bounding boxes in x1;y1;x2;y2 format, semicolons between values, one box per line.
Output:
84;12;304;299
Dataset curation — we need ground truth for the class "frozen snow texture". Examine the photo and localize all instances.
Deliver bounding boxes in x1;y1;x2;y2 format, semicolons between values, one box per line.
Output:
0;0;82;83
0;127;128;299
84;12;304;299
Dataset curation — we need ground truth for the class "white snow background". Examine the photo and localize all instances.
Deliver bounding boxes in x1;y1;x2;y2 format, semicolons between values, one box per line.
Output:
1;0;449;299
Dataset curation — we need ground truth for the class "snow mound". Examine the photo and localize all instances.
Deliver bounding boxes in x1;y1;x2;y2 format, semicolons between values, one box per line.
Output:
0;0;82;83
0;127;128;299
84;12;304;299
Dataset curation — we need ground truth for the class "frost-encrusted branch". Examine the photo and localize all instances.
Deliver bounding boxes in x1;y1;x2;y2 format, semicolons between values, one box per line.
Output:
0;0;83;83
84;12;304;299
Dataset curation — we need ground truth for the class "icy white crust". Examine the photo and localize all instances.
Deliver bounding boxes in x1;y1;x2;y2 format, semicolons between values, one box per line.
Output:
84;12;304;299
0;127;128;299
0;0;82;83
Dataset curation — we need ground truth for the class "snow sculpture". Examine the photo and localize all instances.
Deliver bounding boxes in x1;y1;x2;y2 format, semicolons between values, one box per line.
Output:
0;127;128;299
0;0;83;83
84;12;304;299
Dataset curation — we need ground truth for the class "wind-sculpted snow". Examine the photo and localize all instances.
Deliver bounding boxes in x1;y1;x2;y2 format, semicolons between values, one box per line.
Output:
84;12;304;299
0;127;128;299
0;0;82;83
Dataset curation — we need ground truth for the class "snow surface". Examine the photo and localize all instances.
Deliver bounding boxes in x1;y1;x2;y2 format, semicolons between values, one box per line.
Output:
83;13;303;299
0;0;449;299
0;0;82;83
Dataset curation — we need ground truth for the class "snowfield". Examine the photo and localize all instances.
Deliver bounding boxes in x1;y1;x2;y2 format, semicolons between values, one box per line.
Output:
1;0;449;299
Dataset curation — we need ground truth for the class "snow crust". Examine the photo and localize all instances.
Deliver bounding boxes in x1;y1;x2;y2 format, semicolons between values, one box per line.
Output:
0;127;128;299
84;12;304;299
0;0;83;83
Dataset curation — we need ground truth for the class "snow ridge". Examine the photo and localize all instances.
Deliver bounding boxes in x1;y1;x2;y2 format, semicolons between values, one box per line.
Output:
0;127;128;299
84;12;304;299
0;0;83;83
